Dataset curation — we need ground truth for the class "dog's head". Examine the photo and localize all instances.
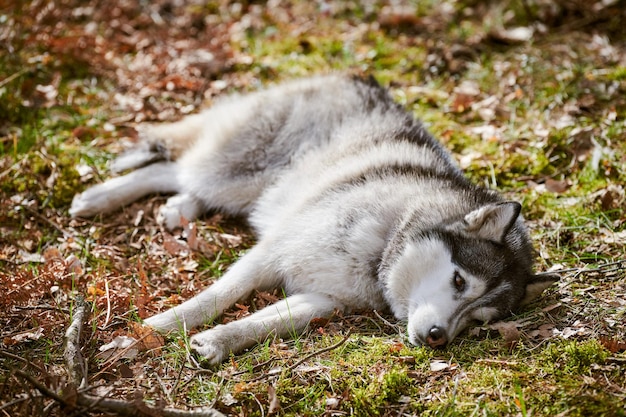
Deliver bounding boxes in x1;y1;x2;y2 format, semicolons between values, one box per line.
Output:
381;201;558;348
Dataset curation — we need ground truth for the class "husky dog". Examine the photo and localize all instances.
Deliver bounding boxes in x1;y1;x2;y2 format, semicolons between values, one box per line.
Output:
71;74;557;365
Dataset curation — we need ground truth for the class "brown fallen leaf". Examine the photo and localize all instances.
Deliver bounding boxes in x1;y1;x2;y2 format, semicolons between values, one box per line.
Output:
542;302;562;313
595;184;625;210
451;93;475;113
545;178;571;193
256;290;280;304
131;322;164;352
310;316;331;329
268;384;281;415
599;336;626;353
43;246;62;262
529;323;554;340
489;321;521;343
184;222;199;250
162;232;189;256
388;341;405;353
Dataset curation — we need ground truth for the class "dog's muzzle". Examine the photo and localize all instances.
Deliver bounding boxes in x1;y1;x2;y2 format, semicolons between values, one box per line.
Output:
426;326;448;348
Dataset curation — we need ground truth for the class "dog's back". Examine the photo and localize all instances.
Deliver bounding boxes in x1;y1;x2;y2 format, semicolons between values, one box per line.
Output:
167;75;471;233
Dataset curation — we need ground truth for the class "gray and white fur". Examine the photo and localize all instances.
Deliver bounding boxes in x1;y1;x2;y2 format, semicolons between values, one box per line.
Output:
71;74;557;365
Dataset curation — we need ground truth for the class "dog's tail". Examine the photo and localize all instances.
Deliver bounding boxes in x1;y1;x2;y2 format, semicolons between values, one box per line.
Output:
110;113;204;173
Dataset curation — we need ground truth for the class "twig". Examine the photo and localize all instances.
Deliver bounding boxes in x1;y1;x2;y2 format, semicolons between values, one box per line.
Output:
228;357;277;378
103;277;111;328
240;392;265;417
13;304;70;314
287;330;352;372
90;330;153;381
0;155;28;180
0;68;28;88
475;358;520;367
247;330;352;383
538;260;626;282
169;359;187;402
64;296;89;389
0;393;42;412
373;309;403;335
572;260;626;279
76;393;227;417
20;205;69;237
541;260;625;274
12;369;73;409
61;295;227;416
0;350;47;374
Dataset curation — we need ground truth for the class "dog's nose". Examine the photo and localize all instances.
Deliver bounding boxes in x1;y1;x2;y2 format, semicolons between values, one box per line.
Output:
426;326;448;348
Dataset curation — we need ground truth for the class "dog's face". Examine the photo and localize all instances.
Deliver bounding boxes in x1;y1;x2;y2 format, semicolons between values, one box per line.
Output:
383;202;558;348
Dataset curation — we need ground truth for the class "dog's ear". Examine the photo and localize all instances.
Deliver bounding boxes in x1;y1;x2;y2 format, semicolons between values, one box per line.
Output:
456;202;521;244
520;273;560;306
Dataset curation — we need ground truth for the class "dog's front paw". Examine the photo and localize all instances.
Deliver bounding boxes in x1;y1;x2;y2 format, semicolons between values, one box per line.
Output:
157;201;186;230
190;332;230;366
70;186;109;218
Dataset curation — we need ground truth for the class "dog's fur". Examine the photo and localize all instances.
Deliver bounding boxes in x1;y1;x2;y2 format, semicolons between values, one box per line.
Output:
71;74;557;364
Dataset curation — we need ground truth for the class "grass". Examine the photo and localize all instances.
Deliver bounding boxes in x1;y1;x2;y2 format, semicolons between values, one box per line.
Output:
1;0;625;416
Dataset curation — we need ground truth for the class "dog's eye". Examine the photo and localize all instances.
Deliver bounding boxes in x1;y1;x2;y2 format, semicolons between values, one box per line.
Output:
453;272;466;292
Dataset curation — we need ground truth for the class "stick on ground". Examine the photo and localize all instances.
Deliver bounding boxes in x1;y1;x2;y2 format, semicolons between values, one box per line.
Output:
64;295;89;389
63;295;226;417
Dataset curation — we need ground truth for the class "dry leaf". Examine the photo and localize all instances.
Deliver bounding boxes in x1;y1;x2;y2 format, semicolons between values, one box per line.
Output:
162;233;189;256
594;184;625;210
489;27;533;44
599;336;626;353
489;321;521;343
545;178;571;193
388;341;405;353
542;303;562;313
451;93;475;113
310;316;331;328
131;322;164;351
267;384;281;415
184;222;199;250
430;360;449;372
97;335;139;360
119;362;134;378
43;247;62;262
215;232;243;248
529;323;554;340
256;290;280;304
4;328;45;345
65;254;83;276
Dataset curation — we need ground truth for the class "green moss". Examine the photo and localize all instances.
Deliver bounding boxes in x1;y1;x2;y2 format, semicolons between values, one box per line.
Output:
605;66;626;81
542;339;609;374
350;367;411;415
1;149;82;209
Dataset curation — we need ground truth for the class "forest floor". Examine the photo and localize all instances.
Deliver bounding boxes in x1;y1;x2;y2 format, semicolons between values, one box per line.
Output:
1;0;625;416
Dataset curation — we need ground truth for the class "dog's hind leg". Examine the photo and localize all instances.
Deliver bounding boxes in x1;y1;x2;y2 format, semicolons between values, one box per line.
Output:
111;114;207;173
189;292;340;365
144;245;281;334
70;161;180;218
